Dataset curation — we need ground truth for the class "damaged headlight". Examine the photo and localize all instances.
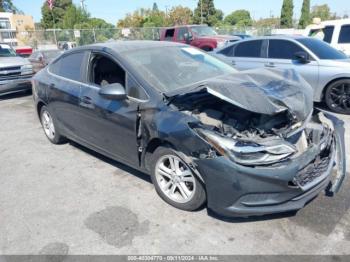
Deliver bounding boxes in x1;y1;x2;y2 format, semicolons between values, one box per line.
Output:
196;129;296;165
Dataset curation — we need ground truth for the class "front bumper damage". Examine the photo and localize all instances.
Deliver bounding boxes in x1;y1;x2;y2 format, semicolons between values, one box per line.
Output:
192;111;346;217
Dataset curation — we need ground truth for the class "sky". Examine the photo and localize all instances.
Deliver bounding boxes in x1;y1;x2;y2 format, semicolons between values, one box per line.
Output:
12;0;348;24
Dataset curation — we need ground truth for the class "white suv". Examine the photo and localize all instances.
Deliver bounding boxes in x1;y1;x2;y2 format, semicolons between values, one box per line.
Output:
305;19;350;56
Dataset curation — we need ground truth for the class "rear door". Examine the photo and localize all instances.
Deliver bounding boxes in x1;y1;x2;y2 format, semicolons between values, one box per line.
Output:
266;39;319;88
230;40;266;71
47;51;89;139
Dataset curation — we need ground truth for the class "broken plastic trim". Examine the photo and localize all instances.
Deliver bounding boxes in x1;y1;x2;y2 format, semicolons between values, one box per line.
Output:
318;110;347;193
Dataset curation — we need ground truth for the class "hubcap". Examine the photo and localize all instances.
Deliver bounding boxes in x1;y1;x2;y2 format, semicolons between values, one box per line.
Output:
41;110;55;140
155;155;196;203
329;83;350;112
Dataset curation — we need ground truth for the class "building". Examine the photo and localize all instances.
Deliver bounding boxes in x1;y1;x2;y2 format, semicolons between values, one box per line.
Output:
0;12;35;46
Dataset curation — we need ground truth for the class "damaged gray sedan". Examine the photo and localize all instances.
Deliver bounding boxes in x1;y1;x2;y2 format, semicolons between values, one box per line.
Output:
32;41;347;217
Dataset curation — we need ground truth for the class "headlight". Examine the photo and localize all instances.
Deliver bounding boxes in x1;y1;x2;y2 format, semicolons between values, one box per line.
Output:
21;64;33;75
196;129;296;165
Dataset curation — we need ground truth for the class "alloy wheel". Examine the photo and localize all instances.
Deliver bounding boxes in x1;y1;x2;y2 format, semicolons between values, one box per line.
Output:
155;155;196;204
328;83;350;113
41;110;56;140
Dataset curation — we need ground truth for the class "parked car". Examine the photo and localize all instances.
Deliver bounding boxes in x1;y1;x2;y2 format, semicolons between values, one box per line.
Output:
213;36;350;114
14;46;33;58
160;25;240;51
0;44;33;96
305;18;350;56
28;49;63;73
32;41;346;217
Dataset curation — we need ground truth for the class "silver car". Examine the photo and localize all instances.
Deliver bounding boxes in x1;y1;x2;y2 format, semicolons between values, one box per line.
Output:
213;36;350;114
0;44;33;96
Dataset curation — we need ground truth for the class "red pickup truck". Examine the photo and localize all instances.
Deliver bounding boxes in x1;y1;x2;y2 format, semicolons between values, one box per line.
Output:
160;25;240;51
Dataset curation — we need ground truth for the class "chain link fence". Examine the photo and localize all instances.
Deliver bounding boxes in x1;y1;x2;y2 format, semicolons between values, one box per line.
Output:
15;26;274;50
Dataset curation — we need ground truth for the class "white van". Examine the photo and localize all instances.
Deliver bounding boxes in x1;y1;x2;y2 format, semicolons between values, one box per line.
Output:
305;19;350;56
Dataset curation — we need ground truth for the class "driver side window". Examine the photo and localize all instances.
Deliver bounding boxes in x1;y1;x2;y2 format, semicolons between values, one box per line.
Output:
88;53;148;100
89;53;126;87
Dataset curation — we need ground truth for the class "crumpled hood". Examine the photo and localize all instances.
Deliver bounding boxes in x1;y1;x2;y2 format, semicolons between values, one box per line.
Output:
167;68;314;122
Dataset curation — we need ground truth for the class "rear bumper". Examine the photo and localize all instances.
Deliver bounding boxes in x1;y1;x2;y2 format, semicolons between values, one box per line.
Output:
0;75;33;95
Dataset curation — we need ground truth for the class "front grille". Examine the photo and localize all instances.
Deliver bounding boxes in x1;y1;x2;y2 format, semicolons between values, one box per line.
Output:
0;66;21;71
293;155;331;187
0;71;21;77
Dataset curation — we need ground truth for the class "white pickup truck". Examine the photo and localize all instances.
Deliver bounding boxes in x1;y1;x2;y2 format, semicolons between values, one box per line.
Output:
0;44;33;95
305;18;350;56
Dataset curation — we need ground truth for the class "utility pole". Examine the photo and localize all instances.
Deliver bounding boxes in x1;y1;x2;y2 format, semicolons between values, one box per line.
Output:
200;0;203;24
80;0;86;10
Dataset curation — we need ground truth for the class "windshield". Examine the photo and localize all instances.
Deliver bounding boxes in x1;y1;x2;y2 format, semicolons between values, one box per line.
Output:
297;38;348;60
121;46;237;92
0;45;17;57
190;26;218;36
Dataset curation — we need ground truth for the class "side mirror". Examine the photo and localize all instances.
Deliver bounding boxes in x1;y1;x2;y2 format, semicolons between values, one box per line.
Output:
38;55;44;63
99;83;127;100
294;51;310;64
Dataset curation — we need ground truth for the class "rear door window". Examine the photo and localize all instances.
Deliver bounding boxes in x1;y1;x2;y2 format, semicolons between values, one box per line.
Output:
338;25;350;43
323;26;334;43
234;40;263;58
268;40;305;59
164;29;175;40
50;51;86;82
218;45;234;56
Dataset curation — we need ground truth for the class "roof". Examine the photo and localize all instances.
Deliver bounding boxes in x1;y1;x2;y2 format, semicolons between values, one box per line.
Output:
73;40;186;53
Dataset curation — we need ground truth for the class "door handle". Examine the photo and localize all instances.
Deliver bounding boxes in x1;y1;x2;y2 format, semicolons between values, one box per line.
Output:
49;83;55;88
265;62;275;68
231;60;236;65
81;96;92;105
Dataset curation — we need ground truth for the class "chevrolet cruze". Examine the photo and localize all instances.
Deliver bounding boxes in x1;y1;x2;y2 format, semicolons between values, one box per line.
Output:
32;41;346;217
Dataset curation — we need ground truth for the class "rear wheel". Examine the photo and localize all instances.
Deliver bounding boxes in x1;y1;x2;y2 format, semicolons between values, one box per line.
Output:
325;79;350;114
40;106;66;144
150;147;206;211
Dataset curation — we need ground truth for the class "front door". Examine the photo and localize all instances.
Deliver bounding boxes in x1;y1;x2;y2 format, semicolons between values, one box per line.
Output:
78;52;140;165
266;39;319;88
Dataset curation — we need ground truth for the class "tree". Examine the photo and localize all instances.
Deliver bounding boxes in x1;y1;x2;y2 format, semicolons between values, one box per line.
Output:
152;2;158;12
254;17;280;28
62;5;89;29
224;10;252;27
298;0;310;28
1;0;21;13
168;6;193;25
193;0;223;26
280;0;293;28
310;4;331;21
41;0;73;29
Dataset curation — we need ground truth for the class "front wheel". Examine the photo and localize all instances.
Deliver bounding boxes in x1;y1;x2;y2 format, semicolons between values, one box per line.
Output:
325;80;350;114
150;147;206;211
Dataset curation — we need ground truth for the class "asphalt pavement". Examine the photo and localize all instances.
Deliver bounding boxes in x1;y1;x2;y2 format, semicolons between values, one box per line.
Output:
0;92;350;255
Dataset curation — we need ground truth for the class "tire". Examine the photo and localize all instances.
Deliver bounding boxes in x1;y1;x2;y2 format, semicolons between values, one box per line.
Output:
201;46;213;52
40;105;67;144
325;79;350;114
150;146;206;211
